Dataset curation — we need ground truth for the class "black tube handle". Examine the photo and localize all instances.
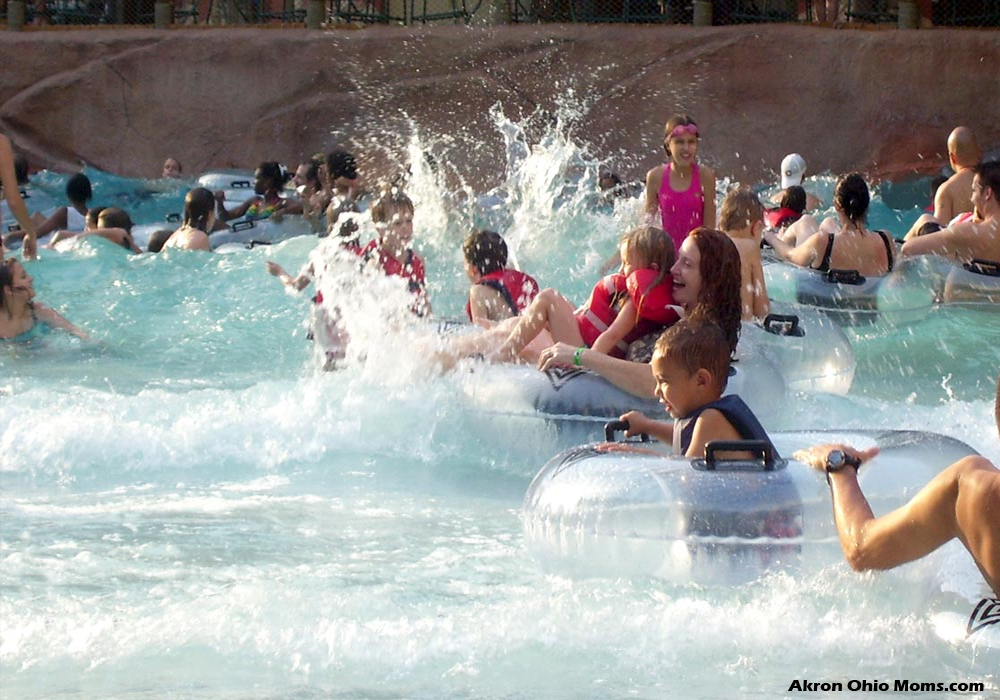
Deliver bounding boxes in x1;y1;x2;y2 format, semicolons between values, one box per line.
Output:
762;313;802;337
165;212;181;223
230;179;252;189
826;268;866;285
604;419;649;443
704;440;775;469
231;220;256;232
965;258;1000;277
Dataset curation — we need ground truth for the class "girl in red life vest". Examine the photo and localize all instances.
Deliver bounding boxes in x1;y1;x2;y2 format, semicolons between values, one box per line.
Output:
492;226;679;363
463;230;539;327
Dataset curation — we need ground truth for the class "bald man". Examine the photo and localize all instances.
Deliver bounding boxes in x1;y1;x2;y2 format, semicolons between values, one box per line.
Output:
938;127;981;221
901;160;1000;264
904;126;982;241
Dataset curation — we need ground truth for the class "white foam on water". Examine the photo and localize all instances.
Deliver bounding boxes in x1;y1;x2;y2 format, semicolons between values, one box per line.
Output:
2;105;998;700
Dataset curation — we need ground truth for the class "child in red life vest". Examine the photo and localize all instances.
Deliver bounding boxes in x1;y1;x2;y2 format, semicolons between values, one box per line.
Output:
765;185;806;232
493;226;679;363
360;188;431;317
463;230;539;328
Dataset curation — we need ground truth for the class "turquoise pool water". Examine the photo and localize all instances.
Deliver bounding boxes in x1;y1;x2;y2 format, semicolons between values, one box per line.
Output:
2;118;998;699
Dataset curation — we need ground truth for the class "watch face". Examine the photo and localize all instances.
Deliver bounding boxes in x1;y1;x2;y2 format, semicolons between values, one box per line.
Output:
827;450;846;470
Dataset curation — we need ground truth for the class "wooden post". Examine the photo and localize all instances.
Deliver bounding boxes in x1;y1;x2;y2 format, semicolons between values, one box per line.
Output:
7;0;26;30
897;1;918;29
306;0;324;27
692;0;711;25
154;1;173;27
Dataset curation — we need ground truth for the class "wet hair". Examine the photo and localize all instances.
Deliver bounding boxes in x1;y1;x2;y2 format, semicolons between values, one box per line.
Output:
779;185;807;215
0;258;25;315
621;226;675;291
719;188;764;231
147;229;174;253
301;158;321;187
13;153;28;185
85;206;107;230
66;173;93;206
326;150;358;181
598;171;622;190
976;160;1000;199
257;162;292;192
370;187;414;224
686;227;742;357
98;207;132;233
917;221;944;237
663;115;698;157
463;230;508;276
834;173;870;226
654;318;731;393
183;187;215;232
1;259;14;309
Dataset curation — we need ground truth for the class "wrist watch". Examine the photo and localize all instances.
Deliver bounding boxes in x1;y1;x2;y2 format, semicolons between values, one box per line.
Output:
825;449;862;484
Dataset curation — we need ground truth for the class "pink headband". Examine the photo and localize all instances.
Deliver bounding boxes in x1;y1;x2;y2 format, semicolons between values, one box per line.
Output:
669;124;699;139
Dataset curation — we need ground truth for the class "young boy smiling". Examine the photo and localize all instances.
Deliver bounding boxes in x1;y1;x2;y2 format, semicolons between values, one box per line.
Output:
620;319;773;458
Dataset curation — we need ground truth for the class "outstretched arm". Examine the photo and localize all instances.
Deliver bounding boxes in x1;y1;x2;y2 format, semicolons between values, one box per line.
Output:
619;409;673;444
266;260;313;291
33;302;89;340
793;445;1000;589
0;134;38;259
763;229;822;268
900;225;979;260
538;342;657;398
215;192;253;222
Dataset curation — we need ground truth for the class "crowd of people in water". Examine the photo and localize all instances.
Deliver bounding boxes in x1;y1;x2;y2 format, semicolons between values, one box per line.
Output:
1;117;998;596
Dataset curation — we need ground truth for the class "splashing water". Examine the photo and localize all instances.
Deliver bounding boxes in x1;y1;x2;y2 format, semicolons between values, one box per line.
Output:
2;104;998;700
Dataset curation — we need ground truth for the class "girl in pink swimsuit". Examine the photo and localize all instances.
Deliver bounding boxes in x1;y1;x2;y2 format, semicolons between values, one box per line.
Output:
644;115;716;253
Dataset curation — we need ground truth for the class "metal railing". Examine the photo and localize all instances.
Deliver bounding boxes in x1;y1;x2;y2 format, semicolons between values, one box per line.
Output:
2;0;998;26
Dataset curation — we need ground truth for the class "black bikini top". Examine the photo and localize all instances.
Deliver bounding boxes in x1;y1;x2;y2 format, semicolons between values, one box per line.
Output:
816;230;894;274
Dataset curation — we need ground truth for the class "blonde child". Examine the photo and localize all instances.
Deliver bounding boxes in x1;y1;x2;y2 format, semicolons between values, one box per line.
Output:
493;226;678;363
643;115;717;253
719;188;769;321
620;319;773;458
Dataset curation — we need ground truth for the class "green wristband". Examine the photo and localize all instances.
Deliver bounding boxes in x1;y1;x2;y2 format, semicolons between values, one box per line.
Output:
573;346;586;366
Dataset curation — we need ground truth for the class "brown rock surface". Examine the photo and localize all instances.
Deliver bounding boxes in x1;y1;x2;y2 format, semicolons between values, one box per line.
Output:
1;25;998;189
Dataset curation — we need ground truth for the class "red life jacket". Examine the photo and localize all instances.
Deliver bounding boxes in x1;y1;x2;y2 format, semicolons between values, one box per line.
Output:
765;206;802;230
576;269;679;358
360;239;429;316
464;268;540;321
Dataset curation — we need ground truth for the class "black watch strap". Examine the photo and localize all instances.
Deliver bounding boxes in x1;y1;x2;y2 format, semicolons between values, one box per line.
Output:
826;450;861;485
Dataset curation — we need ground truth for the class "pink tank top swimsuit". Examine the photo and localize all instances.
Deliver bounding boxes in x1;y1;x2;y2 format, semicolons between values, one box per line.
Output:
658;162;704;252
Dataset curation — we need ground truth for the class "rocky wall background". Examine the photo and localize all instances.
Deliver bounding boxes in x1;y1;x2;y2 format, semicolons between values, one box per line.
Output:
2;25;998;188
